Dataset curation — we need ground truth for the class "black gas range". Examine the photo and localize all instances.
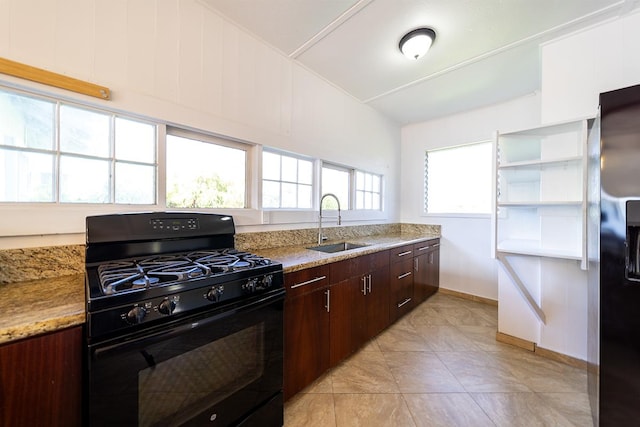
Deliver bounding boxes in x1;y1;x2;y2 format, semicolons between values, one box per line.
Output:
84;212;285;426
84;211;283;341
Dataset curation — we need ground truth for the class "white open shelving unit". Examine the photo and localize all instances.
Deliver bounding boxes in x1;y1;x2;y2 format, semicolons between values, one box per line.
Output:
492;119;588;326
493;119;588;266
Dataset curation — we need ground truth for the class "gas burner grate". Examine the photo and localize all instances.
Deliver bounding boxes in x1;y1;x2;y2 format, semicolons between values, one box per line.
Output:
95;249;273;295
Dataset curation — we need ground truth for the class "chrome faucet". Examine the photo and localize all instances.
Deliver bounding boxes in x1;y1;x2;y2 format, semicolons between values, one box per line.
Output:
318;193;341;244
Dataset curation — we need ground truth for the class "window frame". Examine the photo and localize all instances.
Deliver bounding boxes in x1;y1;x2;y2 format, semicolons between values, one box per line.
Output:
423;140;493;218
261;148;314;210
165;126;254;210
0;87;159;205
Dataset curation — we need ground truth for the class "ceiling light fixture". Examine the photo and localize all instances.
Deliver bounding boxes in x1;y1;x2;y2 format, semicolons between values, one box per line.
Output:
399;28;436;60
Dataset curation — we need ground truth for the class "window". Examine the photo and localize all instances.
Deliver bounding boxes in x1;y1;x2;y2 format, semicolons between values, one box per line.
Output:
262;150;313;209
166;130;247;209
355;171;381;210
425;141;492;214
321;164;350;210
320;163;383;211
0;89;156;204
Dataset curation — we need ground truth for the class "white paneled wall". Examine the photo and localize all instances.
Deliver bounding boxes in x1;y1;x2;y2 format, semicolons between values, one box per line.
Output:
541;9;640;123
0;0;400;247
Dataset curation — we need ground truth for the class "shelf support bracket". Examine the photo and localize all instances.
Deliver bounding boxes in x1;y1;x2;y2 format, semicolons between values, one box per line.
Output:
496;253;546;324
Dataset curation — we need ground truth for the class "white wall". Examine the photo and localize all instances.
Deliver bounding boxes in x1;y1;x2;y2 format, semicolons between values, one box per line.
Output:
541;9;640;123
400;94;541;301
0;0;401;248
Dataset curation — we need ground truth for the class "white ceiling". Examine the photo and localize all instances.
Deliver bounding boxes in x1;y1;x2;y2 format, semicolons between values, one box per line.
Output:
200;0;640;124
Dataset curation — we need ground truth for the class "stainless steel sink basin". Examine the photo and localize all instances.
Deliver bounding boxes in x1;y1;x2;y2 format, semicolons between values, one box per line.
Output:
307;241;369;253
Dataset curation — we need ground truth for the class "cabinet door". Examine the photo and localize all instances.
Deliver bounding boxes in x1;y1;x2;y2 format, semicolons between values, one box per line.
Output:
330;277;361;366
365;265;390;339
415;248;440;301
414;240;440;302
426;247;440;299
283;287;330;400
0;326;82;427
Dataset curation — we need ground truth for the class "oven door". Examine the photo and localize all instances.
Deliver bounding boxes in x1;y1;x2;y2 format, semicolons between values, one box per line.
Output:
86;291;284;427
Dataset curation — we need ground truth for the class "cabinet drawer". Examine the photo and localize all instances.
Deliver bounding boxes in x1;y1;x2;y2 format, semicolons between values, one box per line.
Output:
369;250;390;271
414;238;440;253
285;265;331;298
390;244;414;262
390;258;413;281
330;256;367;283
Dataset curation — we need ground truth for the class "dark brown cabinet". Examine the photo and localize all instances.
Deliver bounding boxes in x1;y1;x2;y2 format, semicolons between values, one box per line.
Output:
284;239;438;400
361;251;390;344
283;265;331;400
329;250;390;366
389;244;415;322
0;326;82;427
413;239;440;302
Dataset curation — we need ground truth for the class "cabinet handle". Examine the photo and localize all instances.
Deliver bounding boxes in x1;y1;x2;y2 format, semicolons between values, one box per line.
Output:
414;259;418;272
367;274;372;294
397;297;412;308
418;242;440;251
362;276;367;295
325;289;330;313
429;253;434;264
397;250;412;257
290;275;327;289
397;271;412;280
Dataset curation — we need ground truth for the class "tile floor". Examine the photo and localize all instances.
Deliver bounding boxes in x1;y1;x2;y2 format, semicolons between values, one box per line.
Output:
283;292;593;427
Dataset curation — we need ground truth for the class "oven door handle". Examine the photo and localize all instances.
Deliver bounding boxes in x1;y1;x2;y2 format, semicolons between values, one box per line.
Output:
91;289;285;359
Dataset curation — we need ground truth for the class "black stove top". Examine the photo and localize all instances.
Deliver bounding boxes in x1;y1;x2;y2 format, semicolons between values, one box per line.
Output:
96;249;273;295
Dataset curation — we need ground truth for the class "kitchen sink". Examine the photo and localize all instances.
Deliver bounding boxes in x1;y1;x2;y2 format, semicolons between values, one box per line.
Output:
306;241;369;253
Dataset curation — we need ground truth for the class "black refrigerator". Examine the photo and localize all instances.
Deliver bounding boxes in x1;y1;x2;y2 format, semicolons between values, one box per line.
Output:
588;83;640;426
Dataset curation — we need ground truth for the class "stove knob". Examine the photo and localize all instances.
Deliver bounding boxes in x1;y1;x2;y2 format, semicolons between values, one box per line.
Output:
158;298;176;315
126;306;146;324
206;286;223;302
244;278;257;293
262;274;273;289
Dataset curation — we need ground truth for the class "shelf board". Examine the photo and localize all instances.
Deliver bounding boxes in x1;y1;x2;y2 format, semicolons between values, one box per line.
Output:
497;201;582;207
498;156;582;169
496;241;582;261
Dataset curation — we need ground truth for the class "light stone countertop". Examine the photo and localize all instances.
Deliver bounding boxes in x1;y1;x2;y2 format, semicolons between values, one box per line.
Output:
0;274;85;345
0;230;439;345
251;233;440;273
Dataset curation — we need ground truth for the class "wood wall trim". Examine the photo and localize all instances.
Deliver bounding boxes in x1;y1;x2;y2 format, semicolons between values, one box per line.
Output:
495;331;536;352
438;288;498;306
535;346;587;370
0;57;111;100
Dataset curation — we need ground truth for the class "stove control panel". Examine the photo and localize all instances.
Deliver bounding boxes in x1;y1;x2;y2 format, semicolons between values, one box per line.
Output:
88;267;283;339
150;217;199;231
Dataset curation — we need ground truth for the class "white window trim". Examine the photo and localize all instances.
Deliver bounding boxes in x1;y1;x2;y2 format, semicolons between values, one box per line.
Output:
262;147;314;210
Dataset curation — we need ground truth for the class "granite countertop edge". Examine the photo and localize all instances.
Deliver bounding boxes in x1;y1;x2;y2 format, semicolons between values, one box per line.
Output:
0;233;440;345
252;232;441;273
0;274;85;346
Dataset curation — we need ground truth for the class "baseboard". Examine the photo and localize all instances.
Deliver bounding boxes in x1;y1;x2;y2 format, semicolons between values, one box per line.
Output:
535;346;587;370
495;332;587;370
495;331;536;352
438;288;498;306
